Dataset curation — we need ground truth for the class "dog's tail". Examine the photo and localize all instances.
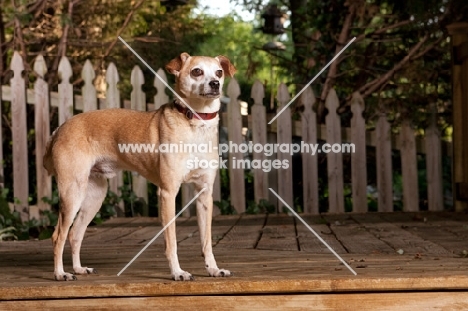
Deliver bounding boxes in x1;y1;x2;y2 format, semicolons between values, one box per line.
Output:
43;127;60;176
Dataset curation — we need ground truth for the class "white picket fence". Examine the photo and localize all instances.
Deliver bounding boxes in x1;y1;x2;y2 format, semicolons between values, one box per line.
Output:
1;51;447;221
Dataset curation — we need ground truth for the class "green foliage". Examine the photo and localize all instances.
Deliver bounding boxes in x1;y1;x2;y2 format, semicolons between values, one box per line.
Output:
92;190;119;225
0;188;26;241
214;199;236;215
246;199;275;214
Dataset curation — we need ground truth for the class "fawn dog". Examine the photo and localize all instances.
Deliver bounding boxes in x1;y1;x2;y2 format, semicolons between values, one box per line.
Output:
44;53;236;281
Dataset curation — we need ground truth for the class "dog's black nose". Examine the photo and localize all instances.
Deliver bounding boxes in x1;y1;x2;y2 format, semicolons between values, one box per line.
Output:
209;80;220;90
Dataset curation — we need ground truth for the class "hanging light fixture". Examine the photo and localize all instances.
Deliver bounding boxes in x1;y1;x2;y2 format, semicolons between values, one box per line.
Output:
261;4;285;35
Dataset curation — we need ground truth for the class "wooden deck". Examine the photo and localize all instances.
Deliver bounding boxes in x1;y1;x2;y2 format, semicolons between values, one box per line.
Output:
1;212;468;310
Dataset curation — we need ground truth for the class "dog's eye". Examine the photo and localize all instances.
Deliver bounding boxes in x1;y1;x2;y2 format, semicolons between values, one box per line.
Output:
216;70;223;78
191;68;203;77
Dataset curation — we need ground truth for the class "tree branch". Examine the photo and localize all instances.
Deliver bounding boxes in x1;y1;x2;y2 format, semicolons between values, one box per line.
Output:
100;0;146;67
358;34;429;98
49;0;81;84
320;4;355;101
355;19;412;43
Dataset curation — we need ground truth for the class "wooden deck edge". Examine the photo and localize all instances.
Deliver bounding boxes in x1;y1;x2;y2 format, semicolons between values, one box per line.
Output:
2;276;468;301
2;292;468;310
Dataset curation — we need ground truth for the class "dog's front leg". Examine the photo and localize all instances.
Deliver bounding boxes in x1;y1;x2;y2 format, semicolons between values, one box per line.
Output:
195;183;232;277
160;187;194;281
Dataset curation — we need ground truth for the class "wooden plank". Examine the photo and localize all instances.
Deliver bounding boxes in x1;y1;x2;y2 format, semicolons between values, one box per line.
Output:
181;183;196;217
3;292;468;311
32;54;51;219
81;60;97;112
323;214;394;254
400;120;419;211
425;106;443;211
130;65;149;216
352;214;451;256
10;51;29;221
296;215;347;253
250;80;269;203
217;214;266;249
376;112;393;212
105;62;124;216
179;215;240;247
350;92;367;212
256;215;297;251
83;217;164;243
58;56;73;125
380;213;468;255
325;88;344;213
267;131;278;210
153;68;169;109
299;87;319;214
276;83;294;209
227;78;245;213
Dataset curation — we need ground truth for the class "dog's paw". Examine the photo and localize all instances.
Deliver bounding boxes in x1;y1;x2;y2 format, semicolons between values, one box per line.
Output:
55;272;77;281
172;271;194;281
207;268;232;277
74;267;98;275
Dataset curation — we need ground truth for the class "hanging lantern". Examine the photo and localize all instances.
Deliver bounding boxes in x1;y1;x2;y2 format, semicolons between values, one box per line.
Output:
261;4;285;35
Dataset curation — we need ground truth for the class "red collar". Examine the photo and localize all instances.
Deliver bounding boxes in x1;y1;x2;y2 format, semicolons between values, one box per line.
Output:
173;101;219;121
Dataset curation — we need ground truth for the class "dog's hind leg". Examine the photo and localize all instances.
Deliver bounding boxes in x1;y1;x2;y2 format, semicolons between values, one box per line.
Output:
69;174;108;275
52;174;88;281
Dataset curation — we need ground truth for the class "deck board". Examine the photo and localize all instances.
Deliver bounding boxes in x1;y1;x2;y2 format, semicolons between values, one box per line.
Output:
1;212;468;309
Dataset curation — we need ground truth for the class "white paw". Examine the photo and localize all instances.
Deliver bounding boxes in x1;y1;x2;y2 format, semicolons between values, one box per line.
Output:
74;267;98;275
55;272;77;281
172;270;194;281
207;267;232;277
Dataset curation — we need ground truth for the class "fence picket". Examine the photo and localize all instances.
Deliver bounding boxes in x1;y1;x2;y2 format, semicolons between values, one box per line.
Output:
400;119;419;211
276;84;294;210
227;78;245;213
350;92;367;212
10;51;29;221
58;56;73;125
32;55;51;219
105;62;124;215
81;60;97;112
299;86;318;214
425;106;443;211
251;80;268;204
325;88;344;213
376;112;393;212
154;69;169;109
130;66;149;216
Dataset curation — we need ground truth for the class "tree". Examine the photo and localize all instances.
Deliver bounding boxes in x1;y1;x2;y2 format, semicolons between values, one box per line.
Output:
235;0;467;131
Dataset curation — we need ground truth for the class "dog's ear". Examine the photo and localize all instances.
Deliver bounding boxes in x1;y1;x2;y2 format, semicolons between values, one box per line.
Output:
216;55;236;78
165;52;191;76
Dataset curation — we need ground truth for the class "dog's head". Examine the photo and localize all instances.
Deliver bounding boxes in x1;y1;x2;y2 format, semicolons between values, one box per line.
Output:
166;53;236;100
